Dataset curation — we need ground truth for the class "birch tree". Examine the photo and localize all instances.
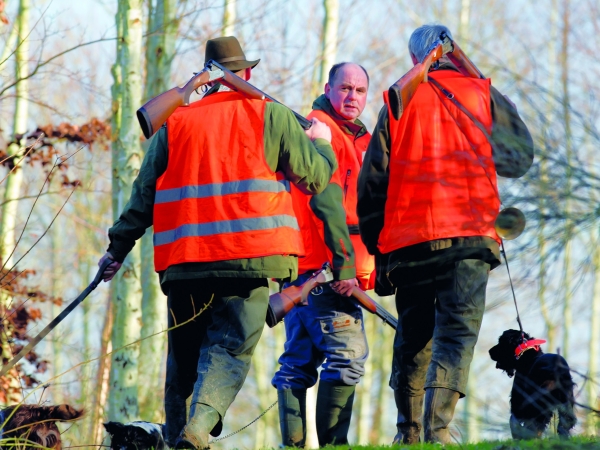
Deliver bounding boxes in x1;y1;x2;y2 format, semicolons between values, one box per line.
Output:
0;0;28;268
0;0;29;406
222;0;236;36
559;0;572;360
108;0;144;423
138;0;177;422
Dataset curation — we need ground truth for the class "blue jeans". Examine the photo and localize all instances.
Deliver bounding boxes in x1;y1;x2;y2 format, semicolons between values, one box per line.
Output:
272;272;369;389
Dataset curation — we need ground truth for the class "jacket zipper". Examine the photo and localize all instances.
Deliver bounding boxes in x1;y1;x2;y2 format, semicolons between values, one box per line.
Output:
343;169;351;199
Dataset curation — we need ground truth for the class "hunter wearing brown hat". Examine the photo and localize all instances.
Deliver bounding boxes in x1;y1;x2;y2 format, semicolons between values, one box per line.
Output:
99;36;336;450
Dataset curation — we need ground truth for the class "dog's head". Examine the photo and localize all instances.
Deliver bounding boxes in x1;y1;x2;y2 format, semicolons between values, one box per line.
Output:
489;329;545;377
0;403;84;450
104;421;166;450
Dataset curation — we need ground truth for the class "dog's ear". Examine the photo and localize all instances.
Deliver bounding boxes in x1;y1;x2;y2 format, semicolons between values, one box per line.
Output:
49;404;84;422
104;421;126;435
489;344;501;362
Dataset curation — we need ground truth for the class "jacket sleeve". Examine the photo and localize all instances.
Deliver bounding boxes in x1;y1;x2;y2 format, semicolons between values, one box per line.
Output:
309;183;356;281
107;126;169;262
264;102;337;195
490;86;534;178
357;105;390;255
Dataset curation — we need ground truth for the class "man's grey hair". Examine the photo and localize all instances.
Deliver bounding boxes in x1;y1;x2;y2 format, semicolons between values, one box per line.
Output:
408;24;453;63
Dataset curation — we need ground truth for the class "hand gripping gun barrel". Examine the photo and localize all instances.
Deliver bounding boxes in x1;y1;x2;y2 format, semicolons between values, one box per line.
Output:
387;32;485;120
266;263;397;330
136;60;311;139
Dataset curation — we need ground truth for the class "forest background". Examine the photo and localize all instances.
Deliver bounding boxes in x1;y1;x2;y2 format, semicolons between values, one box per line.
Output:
1;0;599;448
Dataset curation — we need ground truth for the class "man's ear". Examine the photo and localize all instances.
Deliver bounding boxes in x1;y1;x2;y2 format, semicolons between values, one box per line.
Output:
245;67;252;81
324;82;331;99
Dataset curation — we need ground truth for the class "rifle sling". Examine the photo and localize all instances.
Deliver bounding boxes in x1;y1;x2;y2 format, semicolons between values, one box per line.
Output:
428;78;500;199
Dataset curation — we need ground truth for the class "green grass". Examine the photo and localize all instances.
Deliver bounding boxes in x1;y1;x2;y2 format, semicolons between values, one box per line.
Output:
321;436;600;450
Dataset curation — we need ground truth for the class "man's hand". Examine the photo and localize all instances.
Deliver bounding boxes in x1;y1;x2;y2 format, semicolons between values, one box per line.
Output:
98;252;122;282
305;118;332;143
331;278;358;297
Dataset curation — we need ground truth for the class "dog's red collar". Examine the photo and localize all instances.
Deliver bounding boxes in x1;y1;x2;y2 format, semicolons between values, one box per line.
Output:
515;338;546;359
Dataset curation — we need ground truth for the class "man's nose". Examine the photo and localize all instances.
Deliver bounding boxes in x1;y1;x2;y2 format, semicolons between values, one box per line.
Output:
347;89;357;100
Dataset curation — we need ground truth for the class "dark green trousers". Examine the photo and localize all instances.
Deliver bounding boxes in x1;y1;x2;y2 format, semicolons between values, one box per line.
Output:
389;259;489;397
163;277;269;442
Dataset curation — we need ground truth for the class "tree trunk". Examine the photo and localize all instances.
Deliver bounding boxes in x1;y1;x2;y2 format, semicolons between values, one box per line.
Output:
560;0;572;360
307;0;339;110
588;239;600;435
138;0;176;422
222;0;236;36
0;0;29;267
0;0;29;407
90;295;113;445
539;0;559;353
108;0;144;422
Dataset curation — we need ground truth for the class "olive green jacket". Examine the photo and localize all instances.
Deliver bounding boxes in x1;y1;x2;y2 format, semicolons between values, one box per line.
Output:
107;100;336;290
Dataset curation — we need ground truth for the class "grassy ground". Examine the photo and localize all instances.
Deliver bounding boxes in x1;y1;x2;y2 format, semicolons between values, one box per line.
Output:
324;436;600;450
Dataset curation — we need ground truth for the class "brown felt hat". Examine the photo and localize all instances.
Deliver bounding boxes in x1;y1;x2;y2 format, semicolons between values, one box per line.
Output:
204;36;260;71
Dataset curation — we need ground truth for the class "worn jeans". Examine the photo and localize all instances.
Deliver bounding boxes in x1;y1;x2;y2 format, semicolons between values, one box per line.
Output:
389;259;489;397
164;277;269;438
272;272;368;389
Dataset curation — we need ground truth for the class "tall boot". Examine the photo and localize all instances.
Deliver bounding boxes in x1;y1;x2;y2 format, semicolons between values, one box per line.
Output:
175;403;220;450
423;388;460;444
277;388;307;447
315;381;355;446
392;390;424;444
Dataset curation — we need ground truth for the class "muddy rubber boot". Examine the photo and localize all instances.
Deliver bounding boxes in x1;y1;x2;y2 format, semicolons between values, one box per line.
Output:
277;388;307;447
392;390;424;444
423;388;459;444
315;381;355;446
175;403;220;449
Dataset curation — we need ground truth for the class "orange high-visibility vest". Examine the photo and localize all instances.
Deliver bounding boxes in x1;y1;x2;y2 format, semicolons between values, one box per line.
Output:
378;70;501;254
292;108;375;288
153;91;303;272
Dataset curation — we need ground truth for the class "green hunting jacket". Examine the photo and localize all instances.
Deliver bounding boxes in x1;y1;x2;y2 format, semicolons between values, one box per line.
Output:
107;100;336;292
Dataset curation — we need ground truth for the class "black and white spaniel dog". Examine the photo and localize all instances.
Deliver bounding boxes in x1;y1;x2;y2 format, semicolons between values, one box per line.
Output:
489;329;576;439
104;421;167;450
0;403;84;449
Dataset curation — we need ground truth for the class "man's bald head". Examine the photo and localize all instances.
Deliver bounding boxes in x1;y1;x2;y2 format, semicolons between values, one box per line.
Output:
328;62;370;86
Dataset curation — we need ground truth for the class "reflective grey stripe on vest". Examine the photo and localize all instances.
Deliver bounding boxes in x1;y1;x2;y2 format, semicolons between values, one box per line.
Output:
155;179;291;204
154;214;299;246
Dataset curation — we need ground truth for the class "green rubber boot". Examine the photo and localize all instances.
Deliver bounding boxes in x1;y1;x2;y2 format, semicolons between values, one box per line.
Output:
175;403;220;450
277;388;307;447
315;381;356;446
392;390;424;444
423;388;460;444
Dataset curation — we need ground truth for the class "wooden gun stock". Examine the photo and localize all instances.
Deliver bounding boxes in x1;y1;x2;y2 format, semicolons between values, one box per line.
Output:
387;34;485;120
388;37;453;120
266;281;397;330
136;68;221;139
136;61;311;140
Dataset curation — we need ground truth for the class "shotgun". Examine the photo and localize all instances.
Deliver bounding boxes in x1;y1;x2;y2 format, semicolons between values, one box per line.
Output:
387;32;485;120
137;60;311;139
266;263;397;330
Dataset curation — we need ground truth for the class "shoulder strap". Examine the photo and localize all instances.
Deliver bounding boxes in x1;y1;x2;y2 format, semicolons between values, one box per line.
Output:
429;78;499;198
